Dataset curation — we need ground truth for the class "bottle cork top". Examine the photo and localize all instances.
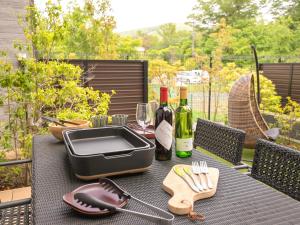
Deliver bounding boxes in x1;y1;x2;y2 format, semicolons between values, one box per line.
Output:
160;86;168;92
180;86;187;99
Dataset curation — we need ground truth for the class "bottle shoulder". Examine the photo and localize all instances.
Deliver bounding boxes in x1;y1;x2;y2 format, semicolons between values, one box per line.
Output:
175;105;192;113
156;106;173;113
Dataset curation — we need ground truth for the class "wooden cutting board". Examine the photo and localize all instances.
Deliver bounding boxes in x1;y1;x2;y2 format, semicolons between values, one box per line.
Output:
162;164;219;215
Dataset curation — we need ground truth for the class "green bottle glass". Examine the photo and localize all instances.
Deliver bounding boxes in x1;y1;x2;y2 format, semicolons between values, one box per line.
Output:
175;86;193;158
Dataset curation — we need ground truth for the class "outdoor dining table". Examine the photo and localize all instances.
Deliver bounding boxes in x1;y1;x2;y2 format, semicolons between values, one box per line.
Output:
32;135;300;225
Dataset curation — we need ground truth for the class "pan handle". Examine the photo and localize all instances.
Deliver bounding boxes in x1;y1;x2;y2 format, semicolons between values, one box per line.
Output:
103;150;133;159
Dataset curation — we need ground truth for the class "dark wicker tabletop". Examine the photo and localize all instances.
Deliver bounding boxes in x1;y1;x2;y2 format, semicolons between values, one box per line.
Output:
32;135;300;225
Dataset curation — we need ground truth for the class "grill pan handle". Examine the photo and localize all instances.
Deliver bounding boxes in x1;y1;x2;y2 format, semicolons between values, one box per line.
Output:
103;150;133;158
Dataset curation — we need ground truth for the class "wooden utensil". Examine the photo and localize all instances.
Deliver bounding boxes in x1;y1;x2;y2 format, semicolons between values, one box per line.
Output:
42;116;81;126
163;164;219;215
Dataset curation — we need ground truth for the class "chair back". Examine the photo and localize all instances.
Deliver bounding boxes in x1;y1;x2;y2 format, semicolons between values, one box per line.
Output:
194;119;245;165
252;139;300;201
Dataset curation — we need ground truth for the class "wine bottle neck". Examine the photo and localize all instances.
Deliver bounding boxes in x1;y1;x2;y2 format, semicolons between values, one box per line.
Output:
179;98;188;106
160;87;168;106
160;101;168;107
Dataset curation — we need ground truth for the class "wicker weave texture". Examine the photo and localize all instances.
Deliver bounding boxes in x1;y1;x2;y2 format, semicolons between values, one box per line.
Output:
0;204;31;225
228;74;270;148
194;119;245;165
32;136;300;225
252;139;300;201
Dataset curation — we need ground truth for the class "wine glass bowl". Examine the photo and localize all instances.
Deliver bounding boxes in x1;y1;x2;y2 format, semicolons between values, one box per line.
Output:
136;103;151;134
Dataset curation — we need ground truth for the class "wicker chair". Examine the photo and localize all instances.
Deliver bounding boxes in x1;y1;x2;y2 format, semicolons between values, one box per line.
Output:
228;74;279;148
251;139;300;201
0;159;32;225
194;119;246;166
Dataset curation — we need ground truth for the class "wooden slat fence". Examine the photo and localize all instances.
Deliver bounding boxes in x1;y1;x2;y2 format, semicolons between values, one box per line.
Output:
66;60;148;121
259;63;300;105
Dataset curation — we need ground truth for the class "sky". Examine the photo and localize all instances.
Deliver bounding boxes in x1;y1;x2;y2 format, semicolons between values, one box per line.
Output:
34;0;197;32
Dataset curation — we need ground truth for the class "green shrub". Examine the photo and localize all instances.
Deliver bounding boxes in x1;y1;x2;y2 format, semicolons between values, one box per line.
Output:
275;97;300;145
258;74;282;113
0;56;114;188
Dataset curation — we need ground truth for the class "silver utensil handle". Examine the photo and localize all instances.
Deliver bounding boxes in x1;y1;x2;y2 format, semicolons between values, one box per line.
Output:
190;174;203;191
118;207;173;225
199;174;208;190
182;175;200;193
205;173;213;189
128;196;174;225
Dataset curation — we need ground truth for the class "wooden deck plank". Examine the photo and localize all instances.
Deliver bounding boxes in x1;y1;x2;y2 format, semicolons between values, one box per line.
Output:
0;190;13;202
12;187;31;201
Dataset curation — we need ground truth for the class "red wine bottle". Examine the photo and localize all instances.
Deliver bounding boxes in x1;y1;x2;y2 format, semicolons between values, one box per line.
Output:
155;87;173;161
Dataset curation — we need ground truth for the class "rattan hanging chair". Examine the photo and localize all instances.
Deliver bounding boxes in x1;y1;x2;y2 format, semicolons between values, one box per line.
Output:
228;74;279;148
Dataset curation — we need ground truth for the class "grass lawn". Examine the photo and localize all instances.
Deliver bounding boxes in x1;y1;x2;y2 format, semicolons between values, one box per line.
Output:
193;111;227;123
276;136;300;151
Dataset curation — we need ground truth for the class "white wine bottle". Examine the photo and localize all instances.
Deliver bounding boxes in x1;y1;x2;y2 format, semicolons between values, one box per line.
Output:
175;86;193;158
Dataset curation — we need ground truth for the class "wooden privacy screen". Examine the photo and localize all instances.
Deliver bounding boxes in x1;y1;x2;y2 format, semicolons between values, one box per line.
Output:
67;60;148;121
259;63;300;105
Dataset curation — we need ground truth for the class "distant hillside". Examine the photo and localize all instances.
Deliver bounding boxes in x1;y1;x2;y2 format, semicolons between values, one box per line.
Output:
119;23;192;36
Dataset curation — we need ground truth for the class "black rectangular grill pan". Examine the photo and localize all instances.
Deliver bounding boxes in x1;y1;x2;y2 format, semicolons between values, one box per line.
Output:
62;126;155;180
65;126;150;156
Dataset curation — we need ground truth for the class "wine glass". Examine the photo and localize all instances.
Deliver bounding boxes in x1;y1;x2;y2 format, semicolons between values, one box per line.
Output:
136;103;151;135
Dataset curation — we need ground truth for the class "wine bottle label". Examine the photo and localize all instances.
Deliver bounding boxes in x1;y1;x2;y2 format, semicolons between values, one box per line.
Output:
176;138;193;151
155;120;173;150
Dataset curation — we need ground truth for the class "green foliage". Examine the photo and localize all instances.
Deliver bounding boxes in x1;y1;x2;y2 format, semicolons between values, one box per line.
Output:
0;55;113;188
0;165;25;189
185;1;300;61
270;0;300;21
157;23;179;48
148;59;183;105
135;31;160;50
22;0;300;64
149;59;181;83
21;0;300;63
116;36;142;59
24;1;65;59
275;97;300;145
189;0;259;29
218;63;249;92
258;74;282;113
24;0;118;59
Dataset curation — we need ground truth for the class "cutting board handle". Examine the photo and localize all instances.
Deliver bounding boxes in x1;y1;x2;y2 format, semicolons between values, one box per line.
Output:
168;194;194;215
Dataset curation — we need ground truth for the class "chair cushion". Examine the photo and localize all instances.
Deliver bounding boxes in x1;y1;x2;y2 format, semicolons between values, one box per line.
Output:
265;128;280;141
